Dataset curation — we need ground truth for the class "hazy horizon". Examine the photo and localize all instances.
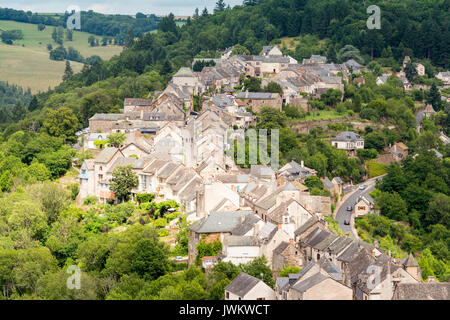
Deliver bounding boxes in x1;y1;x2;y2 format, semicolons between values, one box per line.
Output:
0;0;243;16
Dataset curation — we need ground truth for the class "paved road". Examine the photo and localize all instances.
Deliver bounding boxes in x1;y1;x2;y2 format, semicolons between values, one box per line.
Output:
335;177;381;239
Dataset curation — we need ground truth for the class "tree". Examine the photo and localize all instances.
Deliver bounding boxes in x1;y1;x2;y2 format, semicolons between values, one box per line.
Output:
63;60;73;81
404;61;418;83
231;44;250;56
88;36;96;47
321;89;342;106
240;256;274;288
107;132;126;148
43;107;79;144
243;77;262;92
49;46;67;61
52;28;57;42
11;101;27;121
304;176;323;190
378;192;408;221
130;238;169;280
426;83;443;111
110;165;138;203
201;7;209;16
126;28;135;47
37;24;45;31
66;29;73;41
264;82;283;96
28;96;39;112
214;0;226;13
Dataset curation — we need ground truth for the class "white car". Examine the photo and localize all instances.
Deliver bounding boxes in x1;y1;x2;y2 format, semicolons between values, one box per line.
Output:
359;185;367;190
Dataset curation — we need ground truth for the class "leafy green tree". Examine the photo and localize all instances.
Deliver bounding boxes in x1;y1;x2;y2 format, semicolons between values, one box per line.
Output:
240;256;274;288
378;192;408;221
43;107;79;144
110;165;138;203
304;176;323;190
279;265;301;277
264;82;283;96
107;132;127;148
131;238;170;280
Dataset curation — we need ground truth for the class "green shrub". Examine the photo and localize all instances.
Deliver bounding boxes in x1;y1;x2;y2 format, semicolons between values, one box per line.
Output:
83;196;98;205
158;229;169;237
153;218;168;228
136;193;156;204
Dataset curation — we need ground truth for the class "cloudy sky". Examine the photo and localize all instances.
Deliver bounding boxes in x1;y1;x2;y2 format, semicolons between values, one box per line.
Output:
0;0;243;15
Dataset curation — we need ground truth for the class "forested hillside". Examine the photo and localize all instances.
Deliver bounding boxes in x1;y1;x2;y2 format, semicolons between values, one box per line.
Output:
0;8;160;42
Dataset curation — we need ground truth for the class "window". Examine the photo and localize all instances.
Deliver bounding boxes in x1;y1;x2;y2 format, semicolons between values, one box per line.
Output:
226;292;229;299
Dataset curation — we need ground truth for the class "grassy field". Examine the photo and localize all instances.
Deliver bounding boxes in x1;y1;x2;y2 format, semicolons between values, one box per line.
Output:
301;110;351;122
0;20;123;93
366;160;388;178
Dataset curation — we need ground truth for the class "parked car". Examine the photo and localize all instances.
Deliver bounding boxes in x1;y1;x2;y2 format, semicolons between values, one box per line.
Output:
344;220;350;225
359;185;367;190
346;206;352;211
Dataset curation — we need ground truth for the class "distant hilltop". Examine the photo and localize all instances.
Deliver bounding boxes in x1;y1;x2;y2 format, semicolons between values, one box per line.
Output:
156;15;190;20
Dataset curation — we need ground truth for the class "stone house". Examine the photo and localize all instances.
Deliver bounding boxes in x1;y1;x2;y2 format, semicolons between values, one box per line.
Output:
272;241;302;271
235;92;283;112
354;195;375;217
330;131;364;156
187;211;262;265
225;273;276;300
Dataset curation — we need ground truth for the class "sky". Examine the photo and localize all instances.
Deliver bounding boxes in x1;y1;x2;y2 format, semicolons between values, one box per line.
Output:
0;0;243;16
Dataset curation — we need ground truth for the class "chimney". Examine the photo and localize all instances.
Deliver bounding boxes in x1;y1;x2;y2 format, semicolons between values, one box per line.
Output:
240;215;245;223
245;90;249;99
301;160;304;168
140;110;144;119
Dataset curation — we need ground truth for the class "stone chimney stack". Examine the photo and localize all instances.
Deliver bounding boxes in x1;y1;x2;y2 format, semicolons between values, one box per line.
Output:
140;110;144;120
301;160;304;168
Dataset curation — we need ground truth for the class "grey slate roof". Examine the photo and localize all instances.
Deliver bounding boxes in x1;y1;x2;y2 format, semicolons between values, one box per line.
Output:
327;236;353;255
215;174;250;184
334;131;363;142
291;273;329;293
323;177;334;189
276;277;290;292
301;227;332;249
173;67;194;77
314;233;339;251
403;253;419;267
231;214;262;236
257;222;278;242
189;211;254;234
95;147;119;164
225;273;262;297
223;235;259;247
294;215;320;236
106;157;139;173
236;92;277;100
393;283;450;300
273;242;290;255
157;162;180;179
255;183;297;210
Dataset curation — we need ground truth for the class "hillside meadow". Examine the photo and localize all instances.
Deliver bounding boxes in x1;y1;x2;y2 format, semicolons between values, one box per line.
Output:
0;20;123;93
